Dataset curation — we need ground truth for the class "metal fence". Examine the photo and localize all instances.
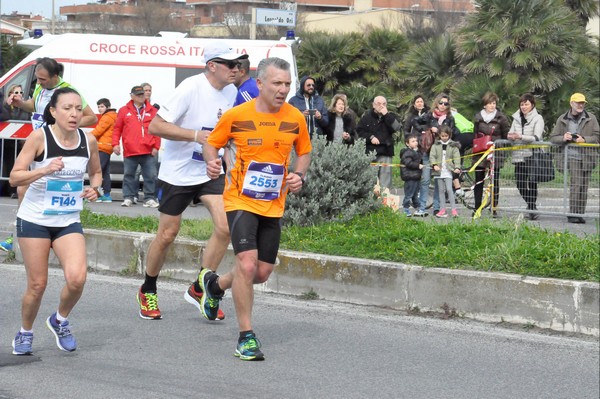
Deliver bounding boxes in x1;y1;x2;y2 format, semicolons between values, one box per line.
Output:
0;138;24;192
478;140;599;220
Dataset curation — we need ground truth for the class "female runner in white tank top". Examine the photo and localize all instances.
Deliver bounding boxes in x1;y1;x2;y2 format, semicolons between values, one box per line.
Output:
8;87;102;355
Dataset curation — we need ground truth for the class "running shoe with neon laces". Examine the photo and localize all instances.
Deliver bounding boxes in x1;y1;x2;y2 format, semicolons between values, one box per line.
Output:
235;332;264;361
0;235;13;252
198;268;223;320
184;282;225;320
137;288;162;320
12;331;33;355
46;313;77;352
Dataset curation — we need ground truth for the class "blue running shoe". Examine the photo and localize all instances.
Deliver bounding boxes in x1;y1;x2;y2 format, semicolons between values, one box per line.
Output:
46;313;77;352
198;268;223;320
235;332;264;361
12;331;33;355
0;235;13;252
96;195;113;203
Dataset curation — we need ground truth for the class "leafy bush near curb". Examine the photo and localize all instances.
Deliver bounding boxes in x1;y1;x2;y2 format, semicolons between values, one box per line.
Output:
284;136;380;227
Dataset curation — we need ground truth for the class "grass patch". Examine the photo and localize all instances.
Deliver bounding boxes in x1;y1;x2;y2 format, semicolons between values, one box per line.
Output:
299;288;320;300
81;208;214;240
80;207;599;282
280;207;599;282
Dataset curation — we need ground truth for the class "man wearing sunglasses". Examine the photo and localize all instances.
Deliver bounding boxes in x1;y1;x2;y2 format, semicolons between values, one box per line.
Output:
133;42;248;322
288;76;328;138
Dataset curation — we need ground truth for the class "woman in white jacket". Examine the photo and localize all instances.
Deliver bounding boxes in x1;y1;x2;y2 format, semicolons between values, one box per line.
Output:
507;93;545;220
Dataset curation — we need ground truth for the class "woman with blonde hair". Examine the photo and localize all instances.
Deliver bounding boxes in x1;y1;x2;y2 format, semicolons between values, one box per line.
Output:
413;93;461;215
2;84;31;121
323;93;356;144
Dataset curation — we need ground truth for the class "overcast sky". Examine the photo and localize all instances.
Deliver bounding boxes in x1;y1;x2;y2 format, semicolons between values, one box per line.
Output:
0;0;94;19
1;1;190;19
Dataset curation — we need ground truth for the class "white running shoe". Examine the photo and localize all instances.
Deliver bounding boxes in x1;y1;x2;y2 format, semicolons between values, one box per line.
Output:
143;199;159;208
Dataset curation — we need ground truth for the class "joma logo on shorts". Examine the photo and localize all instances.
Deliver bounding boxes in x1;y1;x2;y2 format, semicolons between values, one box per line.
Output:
259;122;276;126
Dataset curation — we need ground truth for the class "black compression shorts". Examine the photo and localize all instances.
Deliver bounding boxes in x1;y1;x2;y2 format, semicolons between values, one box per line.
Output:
226;210;282;264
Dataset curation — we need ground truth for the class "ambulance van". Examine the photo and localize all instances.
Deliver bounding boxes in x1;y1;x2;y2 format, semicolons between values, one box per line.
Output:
0;32;299;186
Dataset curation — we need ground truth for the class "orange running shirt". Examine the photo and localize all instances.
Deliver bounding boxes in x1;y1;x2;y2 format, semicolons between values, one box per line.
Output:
208;99;312;217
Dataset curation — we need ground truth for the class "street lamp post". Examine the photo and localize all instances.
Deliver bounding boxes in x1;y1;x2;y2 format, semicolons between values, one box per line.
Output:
52;0;55;34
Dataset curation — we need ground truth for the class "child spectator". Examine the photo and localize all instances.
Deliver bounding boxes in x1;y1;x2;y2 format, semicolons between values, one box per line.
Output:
400;135;423;216
430;125;461;217
90;98;117;202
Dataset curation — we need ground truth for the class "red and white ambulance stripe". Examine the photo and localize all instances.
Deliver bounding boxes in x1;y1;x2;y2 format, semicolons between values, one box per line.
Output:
0;121;33;140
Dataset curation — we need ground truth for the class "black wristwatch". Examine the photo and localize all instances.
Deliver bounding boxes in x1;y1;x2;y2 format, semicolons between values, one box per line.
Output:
293;171;305;185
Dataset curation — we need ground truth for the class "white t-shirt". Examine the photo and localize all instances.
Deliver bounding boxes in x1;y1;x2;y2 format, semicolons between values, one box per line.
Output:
157;74;237;186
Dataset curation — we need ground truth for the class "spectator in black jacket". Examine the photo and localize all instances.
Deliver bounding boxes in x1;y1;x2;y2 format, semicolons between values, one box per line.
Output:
323;93;356;144
357;96;402;189
404;94;429;136
400;135;423;216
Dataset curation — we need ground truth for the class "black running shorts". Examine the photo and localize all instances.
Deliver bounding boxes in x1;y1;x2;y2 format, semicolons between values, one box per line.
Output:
156;176;225;216
226;210;282;264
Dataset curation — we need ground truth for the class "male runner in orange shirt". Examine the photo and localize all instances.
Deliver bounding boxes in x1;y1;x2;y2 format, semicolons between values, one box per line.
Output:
202;57;312;361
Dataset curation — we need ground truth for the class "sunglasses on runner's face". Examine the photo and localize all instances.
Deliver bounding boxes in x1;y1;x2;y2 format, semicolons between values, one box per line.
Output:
11;91;23;95
211;59;241;69
439;101;449;106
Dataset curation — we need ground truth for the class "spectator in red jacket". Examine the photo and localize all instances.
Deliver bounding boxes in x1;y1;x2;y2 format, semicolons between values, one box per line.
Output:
112;85;160;207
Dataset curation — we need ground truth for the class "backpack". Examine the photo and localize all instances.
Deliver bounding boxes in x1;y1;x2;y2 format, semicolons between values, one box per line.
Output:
452;111;474;134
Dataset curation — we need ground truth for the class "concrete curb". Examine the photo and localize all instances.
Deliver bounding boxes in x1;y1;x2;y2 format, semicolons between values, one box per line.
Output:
9;228;600;337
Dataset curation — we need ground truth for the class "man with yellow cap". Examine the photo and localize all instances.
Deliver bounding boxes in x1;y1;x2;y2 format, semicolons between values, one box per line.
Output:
550;93;600;223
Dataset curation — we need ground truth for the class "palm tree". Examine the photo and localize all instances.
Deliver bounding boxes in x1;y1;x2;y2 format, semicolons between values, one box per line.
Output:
564;0;600;28
337;81;391;117
544;36;600;126
455;0;599;130
455;0;585;95
355;28;408;88
295;31;363;97
397;34;461;106
451;74;531;125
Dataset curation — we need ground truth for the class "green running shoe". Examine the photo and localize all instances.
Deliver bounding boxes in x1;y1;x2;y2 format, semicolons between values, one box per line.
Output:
235;333;264;361
198;268;223;320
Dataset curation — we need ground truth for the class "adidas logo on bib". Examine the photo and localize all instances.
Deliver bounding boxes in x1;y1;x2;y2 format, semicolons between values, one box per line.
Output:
61;183;72;191
261;165;274;173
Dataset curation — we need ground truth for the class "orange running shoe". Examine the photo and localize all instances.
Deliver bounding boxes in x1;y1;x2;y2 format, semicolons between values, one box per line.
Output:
184;282;225;320
137;288;162;320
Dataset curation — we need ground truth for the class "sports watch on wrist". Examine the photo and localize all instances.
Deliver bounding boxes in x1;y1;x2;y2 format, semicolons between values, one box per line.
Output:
293;171;305;185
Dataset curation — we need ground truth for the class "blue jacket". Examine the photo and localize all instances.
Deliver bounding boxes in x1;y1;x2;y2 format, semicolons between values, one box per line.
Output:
288;76;328;138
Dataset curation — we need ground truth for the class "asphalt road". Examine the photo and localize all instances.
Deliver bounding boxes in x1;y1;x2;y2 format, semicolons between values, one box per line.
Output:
0;263;598;399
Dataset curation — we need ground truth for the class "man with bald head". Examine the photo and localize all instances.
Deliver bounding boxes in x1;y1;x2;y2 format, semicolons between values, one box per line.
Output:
357;96;402;189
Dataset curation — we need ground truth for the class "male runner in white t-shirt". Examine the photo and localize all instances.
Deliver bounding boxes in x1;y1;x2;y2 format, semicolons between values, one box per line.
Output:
135;42;248;320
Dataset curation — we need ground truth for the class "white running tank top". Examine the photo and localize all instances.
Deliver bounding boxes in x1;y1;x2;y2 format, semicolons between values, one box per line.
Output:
17;126;90;227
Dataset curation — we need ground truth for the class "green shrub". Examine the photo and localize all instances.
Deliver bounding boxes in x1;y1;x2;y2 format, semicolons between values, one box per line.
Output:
284;136;381;226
